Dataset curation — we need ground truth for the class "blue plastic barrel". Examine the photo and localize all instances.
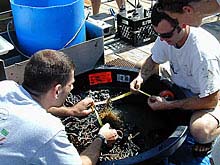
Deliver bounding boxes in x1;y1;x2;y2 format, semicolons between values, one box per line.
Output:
10;0;86;56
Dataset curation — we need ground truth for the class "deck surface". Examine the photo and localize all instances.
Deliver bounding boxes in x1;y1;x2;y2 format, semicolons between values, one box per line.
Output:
87;0;156;69
84;0;220;69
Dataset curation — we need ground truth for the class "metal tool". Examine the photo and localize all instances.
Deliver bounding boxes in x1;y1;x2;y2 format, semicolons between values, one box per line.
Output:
91;103;103;127
94;91;133;106
137;89;151;97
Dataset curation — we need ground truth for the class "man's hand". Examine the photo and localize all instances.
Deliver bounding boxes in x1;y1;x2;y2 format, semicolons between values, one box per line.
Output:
130;75;144;92
71;97;93;116
148;96;169;110
80;123;119;165
98;123;118;143
48;97;93;117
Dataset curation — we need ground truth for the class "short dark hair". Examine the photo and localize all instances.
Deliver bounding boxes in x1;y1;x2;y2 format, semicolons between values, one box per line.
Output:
22;49;75;96
151;3;179;27
157;0;201;13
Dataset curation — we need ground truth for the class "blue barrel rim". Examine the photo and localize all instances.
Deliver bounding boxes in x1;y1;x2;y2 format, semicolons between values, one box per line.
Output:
10;0;79;9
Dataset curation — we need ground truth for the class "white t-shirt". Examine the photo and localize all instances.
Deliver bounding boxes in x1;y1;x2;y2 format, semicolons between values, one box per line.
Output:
151;27;220;98
0;80;82;165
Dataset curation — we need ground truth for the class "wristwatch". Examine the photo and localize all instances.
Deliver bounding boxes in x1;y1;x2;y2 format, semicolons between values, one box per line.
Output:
97;134;107;145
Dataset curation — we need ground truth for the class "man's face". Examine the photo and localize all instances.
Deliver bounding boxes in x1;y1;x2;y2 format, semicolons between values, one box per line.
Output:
164;6;203;27
56;70;75;107
153;19;182;46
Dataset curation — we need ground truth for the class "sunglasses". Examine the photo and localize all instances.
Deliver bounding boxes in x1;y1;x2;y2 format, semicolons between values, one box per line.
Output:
156;25;179;38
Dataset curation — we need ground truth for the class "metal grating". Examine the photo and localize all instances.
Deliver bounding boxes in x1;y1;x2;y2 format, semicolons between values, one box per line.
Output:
105;58;135;68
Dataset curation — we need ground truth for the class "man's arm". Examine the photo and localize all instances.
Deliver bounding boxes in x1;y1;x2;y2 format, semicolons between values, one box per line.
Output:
130;55;159;91
213;0;220;14
192;0;220;17
140;55;160;81
80;123;118;165
80;138;102;165
168;90;219;110
148;90;220;111
48;97;93;117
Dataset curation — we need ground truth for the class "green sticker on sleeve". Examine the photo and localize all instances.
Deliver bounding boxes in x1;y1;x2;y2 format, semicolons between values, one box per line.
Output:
1;128;9;136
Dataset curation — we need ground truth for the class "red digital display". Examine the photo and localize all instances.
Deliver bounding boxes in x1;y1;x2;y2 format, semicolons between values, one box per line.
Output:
89;72;112;85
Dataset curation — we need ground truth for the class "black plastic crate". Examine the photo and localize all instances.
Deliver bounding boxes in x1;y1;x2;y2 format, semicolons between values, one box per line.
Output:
117;9;157;46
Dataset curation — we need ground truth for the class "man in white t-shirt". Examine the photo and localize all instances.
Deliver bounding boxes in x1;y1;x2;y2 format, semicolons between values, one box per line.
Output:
130;3;220;162
156;1;220;164
0;49;118;165
157;0;220;27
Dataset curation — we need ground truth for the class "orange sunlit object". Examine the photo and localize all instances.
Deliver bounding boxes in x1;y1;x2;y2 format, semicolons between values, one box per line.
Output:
89;72;112;85
159;90;175;99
